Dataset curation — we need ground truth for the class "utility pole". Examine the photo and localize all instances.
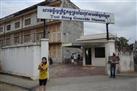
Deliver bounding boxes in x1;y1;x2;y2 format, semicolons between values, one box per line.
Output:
43;19;46;38
43;0;50;38
106;23;109;40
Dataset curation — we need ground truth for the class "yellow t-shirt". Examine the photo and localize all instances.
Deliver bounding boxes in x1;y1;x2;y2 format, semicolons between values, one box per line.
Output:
39;63;48;80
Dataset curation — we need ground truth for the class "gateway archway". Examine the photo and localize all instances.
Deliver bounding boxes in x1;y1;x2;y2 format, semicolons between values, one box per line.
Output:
37;6;115;74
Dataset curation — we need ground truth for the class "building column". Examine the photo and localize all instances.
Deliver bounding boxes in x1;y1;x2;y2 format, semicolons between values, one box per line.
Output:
40;38;49;79
82;47;86;66
40;38;49;60
105;40;115;75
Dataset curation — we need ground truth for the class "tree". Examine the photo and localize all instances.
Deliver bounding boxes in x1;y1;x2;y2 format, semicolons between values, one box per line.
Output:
115;37;129;52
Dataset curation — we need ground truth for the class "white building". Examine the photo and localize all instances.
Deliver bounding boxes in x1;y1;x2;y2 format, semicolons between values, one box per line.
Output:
80;33;134;73
78;33;116;66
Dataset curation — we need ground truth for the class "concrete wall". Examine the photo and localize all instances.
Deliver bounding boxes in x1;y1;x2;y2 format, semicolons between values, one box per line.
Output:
0;44;40;79
0;39;49;79
61;0;84;43
119;53;134;72
61;21;83;43
92;47;106;66
82;44;106;66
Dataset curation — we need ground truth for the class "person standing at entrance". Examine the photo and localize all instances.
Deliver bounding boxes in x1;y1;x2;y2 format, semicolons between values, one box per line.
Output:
38;57;48;91
110;53;119;78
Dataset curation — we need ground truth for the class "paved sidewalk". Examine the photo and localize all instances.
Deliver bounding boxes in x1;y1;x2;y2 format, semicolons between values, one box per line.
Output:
117;72;137;77
0;73;38;90
41;76;137;91
0;64;106;90
0;82;28;91
0;73;137;91
0;64;137;91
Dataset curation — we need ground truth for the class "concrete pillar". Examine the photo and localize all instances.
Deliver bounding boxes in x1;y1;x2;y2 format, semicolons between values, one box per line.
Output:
82;47;86;66
40;38;49;60
105;40;115;58
105;40;115;75
40;38;49;79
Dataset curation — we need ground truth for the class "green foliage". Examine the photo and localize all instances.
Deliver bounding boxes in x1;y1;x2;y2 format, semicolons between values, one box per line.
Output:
115;37;129;52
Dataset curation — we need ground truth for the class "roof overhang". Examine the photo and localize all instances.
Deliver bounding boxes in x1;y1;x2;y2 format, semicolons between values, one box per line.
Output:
62;43;82;48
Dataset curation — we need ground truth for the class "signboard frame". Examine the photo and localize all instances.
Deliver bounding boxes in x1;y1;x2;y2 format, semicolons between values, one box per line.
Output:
37;6;115;40
37;6;114;24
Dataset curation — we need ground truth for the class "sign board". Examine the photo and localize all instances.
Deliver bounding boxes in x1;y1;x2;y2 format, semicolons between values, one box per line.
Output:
37;6;114;24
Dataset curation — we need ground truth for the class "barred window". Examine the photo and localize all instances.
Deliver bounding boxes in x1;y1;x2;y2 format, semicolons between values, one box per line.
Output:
0;27;3;33
37;19;43;22
15;21;20;29
14;35;20;44
36;32;43;41
6;37;10;45
0;38;4;46
25;18;31;26
95;47;105;58
24;34;31;43
6;25;11;31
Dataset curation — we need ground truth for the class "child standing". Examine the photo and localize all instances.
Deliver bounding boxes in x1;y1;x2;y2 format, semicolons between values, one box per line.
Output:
38;57;48;91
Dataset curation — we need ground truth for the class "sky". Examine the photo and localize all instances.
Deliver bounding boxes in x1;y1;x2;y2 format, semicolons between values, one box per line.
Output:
0;0;137;43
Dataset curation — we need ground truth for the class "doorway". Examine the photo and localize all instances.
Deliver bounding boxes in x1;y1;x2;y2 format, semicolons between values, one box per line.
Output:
85;48;92;65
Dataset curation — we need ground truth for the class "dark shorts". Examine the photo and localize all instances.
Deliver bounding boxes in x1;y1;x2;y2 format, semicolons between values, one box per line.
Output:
39;79;47;86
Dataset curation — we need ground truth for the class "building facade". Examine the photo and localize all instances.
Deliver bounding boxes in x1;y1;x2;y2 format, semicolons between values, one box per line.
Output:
0;0;84;62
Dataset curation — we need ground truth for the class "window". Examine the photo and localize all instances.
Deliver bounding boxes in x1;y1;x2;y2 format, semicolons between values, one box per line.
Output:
5;36;11;45
14;33;20;44
36;32;43;41
0;38;4;46
15;21;20;29
25;18;31;26
95;47;105;58
7;25;11;31
24;34;31;43
37;19;43;22
0;27;3;33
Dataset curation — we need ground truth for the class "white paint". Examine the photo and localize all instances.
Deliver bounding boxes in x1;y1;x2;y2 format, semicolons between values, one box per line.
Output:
37;6;114;24
81;40;115;67
119;53;134;72
82;45;106;66
0;39;49;80
0;45;40;79
105;40;115;75
40;39;49;60
105;40;115;57
92;47;106;66
82;47;86;66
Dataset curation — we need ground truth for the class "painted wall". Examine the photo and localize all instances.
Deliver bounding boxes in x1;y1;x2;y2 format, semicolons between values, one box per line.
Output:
0;44;40;79
83;40;116;67
119;53;134;72
82;44;106;66
0;39;49;80
92;47;106;66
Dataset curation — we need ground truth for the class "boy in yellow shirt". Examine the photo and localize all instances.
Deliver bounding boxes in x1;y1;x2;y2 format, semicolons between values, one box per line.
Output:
38;57;48;91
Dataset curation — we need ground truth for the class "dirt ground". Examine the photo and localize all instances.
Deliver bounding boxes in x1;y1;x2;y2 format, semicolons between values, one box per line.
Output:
49;64;106;79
